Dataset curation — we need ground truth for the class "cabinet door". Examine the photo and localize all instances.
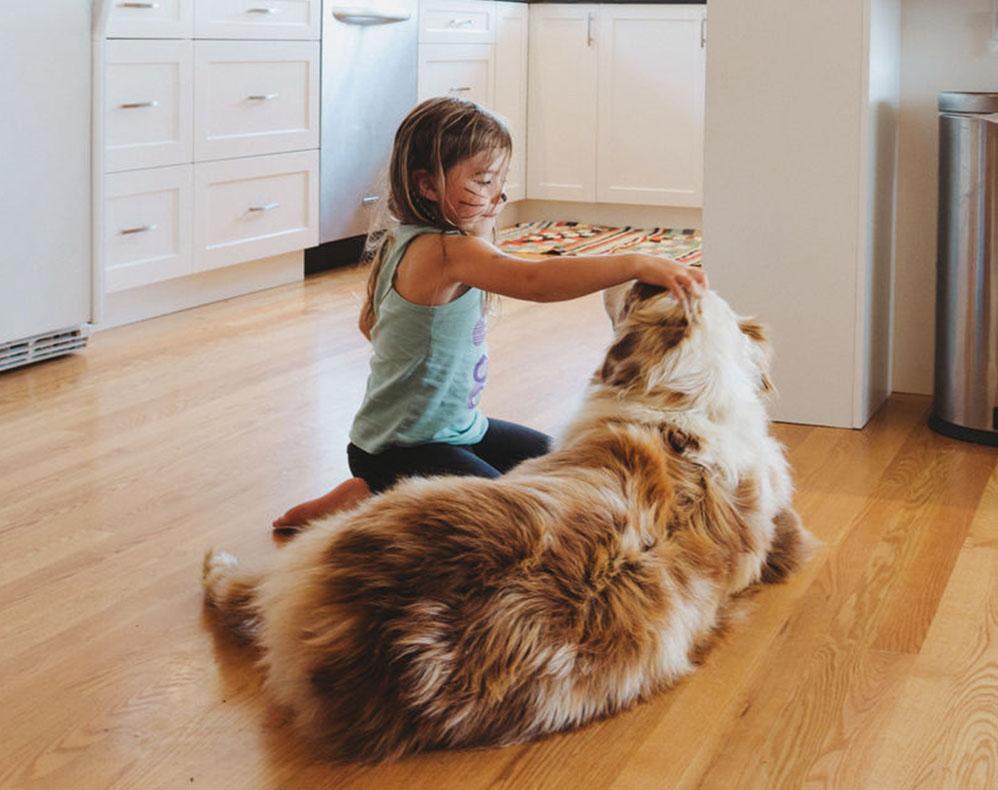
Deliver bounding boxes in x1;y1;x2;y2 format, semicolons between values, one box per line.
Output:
105;39;194;173
419;0;496;44
417;43;494;108
493;2;528;203
194;41;320;162
194;150;319;271
527;4;598;202
106;0;194;38
596;5;705;207
105;165;193;292
195;0;320;40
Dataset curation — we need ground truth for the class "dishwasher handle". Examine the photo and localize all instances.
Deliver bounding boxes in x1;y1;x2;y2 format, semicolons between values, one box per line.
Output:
331;7;412;25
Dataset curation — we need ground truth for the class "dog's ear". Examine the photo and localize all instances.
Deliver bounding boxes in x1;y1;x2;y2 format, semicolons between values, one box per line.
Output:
602;283;631;328
738;318;777;398
602;282;670;328
738;319;767;344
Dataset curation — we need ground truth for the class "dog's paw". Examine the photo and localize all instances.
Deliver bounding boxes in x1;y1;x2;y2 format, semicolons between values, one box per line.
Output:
202;548;239;593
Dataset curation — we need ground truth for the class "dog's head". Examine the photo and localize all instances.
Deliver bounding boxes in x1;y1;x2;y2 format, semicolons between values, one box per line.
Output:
599;281;775;415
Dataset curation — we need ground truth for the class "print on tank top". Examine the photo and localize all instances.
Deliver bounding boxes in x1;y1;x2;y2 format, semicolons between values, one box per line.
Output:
468;313;488;409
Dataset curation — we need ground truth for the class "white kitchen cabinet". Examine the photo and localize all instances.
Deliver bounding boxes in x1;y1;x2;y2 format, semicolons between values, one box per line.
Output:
104;165;193;292
99;0;320;321
193;150;319;272
194;40;320;161
493;2;528;202
195;0;321;40
106;0;194;39
596;5;705;207
419;0;496;44
417;43;495;108
105;39;194;172
527;3;706;207
526;4;599;202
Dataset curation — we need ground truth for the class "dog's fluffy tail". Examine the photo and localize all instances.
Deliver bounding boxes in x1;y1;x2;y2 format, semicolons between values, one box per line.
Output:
202;549;262;637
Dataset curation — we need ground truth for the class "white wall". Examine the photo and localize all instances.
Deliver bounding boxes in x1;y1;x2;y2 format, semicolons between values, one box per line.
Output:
892;0;998;394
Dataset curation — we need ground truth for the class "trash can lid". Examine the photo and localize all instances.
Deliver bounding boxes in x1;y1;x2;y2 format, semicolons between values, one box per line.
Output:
939;92;998;114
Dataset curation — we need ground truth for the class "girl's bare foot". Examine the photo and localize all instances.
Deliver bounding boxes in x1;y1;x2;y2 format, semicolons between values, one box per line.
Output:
272;477;371;534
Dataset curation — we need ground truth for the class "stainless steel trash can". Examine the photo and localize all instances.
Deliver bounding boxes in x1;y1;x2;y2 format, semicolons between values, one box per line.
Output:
930;91;998;446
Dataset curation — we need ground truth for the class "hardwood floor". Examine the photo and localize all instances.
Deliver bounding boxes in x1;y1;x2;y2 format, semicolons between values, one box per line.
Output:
1;264;995;789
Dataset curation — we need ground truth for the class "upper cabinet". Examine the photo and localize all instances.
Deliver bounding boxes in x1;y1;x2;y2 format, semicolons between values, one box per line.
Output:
528;3;706;207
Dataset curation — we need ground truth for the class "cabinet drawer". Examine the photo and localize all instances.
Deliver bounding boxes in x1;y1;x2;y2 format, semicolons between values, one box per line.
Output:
417;44;494;108
194;41;319;161
106;0;194;38
195;0;320;40
105;40;194;173
105;165;193;292
194;151;318;271
419;0;495;44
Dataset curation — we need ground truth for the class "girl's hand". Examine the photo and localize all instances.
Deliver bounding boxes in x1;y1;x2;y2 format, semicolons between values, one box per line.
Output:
634;255;709;303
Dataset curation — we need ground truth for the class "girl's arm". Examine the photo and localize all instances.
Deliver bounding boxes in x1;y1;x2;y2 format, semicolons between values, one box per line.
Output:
439;234;706;303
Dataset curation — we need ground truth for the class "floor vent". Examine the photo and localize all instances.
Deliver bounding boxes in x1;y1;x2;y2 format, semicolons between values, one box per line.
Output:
0;325;91;373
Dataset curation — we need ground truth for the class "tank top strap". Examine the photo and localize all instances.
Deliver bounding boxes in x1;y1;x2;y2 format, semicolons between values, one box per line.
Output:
373;225;450;314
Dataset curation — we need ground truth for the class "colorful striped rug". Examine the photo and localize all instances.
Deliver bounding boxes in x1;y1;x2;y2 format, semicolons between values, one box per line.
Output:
498;221;702;265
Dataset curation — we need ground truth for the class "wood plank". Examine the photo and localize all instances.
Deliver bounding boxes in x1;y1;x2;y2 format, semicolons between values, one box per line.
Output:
690;425;995;789
858;543;998;788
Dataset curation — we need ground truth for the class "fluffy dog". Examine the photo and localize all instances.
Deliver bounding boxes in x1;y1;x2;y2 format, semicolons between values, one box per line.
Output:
202;282;812;762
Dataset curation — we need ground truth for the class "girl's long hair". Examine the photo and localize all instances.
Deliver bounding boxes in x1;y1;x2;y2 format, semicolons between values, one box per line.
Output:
360;97;512;336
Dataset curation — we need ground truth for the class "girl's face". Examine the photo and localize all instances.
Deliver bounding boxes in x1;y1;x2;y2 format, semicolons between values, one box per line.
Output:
420;150;509;237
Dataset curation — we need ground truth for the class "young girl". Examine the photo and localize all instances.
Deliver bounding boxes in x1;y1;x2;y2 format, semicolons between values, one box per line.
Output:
273;96;708;531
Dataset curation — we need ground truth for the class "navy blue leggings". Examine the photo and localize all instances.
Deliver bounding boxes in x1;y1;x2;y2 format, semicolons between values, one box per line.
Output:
347;418;551;494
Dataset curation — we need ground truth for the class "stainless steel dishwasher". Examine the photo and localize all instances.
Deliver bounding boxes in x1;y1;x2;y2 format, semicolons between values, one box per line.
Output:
319;0;419;244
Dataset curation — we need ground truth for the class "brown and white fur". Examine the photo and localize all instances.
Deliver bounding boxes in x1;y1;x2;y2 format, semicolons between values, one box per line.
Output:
202;282;813;762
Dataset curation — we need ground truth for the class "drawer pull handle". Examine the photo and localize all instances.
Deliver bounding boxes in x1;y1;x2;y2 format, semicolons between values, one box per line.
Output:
118;2;160;8
247;94;280;101
246;7;279;13
449;87;472;93
361;195;381;205
447;18;473;27
248;203;281;213
332;7;411;24
119;224;157;235
120;101;159;109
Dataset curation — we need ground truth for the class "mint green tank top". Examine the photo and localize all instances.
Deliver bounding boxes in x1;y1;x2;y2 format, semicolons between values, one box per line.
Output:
349;225;489;454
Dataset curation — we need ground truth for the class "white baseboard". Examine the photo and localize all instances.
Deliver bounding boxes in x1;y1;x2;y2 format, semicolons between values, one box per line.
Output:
99;251;304;330
500;200;703;230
